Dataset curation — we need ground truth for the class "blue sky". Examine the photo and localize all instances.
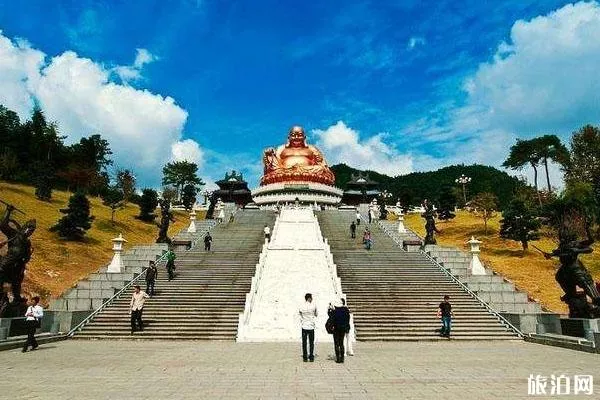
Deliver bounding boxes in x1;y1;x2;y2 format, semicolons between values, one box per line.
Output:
1;0;599;188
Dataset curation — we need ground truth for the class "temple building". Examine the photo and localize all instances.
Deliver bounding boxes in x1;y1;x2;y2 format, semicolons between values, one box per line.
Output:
213;170;253;205
340;172;380;205
251;126;343;205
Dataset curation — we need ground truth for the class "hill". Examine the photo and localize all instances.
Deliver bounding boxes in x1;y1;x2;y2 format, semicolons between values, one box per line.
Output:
0;182;190;304
331;163;521;208
402;210;600;314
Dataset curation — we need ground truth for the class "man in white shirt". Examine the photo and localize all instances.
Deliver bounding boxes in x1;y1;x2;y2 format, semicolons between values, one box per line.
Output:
129;285;150;334
22;296;43;352
263;225;271;242
355;210;361;226
299;293;318;362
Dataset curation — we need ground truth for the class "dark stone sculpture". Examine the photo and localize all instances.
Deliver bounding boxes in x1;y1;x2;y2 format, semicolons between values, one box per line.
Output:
545;229;600;318
156;199;174;244
0;204;36;317
421;200;439;246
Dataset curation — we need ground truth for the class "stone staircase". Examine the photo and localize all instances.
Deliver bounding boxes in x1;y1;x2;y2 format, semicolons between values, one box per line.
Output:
317;210;519;341
73;210;276;340
380;221;543;314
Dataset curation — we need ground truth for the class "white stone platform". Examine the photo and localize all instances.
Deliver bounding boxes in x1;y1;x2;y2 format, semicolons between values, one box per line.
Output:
238;207;346;342
251;181;343;205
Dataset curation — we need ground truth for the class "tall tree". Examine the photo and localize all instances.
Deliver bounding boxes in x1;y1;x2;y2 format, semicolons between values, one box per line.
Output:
100;185;125;224
503;139;542;205
468;192;498;235
532;135;569;193
162;161;204;199
137;188;159;222
116;169;136;203
181;184;197;211
50;192;95;240
499;198;541;253
565;125;600;186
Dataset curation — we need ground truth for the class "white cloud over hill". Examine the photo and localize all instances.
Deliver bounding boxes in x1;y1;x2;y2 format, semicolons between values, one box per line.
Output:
0;31;200;184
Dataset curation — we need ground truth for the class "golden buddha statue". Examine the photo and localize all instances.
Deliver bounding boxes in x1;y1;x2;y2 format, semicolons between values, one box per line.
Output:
260;126;335;186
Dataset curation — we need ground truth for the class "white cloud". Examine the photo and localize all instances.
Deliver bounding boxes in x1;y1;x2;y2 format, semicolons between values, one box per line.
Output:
402;1;600;188
407;36;426;50
171;139;204;165
0;31;199;186
113;48;158;82
461;1;600;135
312;121;413;176
0;31;44;118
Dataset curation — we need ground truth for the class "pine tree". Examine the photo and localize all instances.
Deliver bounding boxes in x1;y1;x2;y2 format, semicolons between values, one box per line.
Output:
137;188;159;222
437;185;456;221
499;198;541;252
181;184;197;211
100;185;125;224
51;192;95;240
34;169;53;201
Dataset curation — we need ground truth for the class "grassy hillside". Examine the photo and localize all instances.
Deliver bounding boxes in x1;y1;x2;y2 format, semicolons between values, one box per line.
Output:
401;211;600;314
0;182;191;304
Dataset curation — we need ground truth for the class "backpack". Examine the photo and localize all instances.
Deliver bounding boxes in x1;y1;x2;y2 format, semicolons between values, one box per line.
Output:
325;317;335;334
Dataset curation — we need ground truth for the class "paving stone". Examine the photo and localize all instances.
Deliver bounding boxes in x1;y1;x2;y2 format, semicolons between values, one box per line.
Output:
0;340;597;399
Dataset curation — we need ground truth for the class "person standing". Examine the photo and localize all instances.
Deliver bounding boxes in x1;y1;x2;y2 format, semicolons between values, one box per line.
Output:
299;293;318;362
145;261;157;296
363;229;372;250
368;209;373;224
437;295;454;338
329;299;350;363
129;285;150;334
263;225;271;242
22;296;43;352
204;232;212;251
355;210;361;226
342;298;354;356
165;248;176;281
350;221;356;239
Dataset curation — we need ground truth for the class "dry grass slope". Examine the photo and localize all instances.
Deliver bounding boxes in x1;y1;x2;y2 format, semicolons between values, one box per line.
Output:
401;211;600;314
0;182;192;304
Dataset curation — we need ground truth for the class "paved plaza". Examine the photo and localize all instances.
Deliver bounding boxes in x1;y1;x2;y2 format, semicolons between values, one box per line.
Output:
0;339;598;399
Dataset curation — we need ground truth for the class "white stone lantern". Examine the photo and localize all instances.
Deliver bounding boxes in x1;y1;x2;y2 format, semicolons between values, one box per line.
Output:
397;208;406;233
107;234;127;273
187;209;197;233
467;236;486;275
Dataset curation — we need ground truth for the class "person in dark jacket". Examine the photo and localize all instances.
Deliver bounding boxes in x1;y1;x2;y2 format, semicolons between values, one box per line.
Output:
328;299;351;363
145;261;158;296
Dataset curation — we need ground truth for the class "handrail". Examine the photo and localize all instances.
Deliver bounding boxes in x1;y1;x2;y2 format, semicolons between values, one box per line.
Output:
376;221;524;338
67;223;216;338
67;250;169;337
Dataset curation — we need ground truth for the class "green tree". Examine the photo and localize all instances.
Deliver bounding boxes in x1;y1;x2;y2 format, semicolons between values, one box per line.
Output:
499;198;540;253
137;188;159;222
503;139;542;205
34;165;53;201
69;134;113;172
531;135;569;193
116;168;136;203
565;125;600;186
161;161;204;199
100;185;125;224
468;192;498;234
50;192;95;240
437;185;456;221
181;184;197;211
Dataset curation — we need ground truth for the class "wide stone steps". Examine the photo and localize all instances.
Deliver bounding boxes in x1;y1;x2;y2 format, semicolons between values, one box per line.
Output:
317;210;518;341
73;209;276;340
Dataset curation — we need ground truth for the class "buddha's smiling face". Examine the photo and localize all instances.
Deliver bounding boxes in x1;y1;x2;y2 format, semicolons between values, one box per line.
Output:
288;126;307;147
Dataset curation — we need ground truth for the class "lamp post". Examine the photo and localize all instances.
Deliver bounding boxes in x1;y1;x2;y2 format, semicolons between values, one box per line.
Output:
455;174;471;204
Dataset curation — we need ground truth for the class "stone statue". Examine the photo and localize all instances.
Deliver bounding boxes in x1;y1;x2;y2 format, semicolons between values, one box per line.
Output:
260;126;335;186
0;204;36;317
421;200;439;246
543;227;600;318
156;199;174;244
